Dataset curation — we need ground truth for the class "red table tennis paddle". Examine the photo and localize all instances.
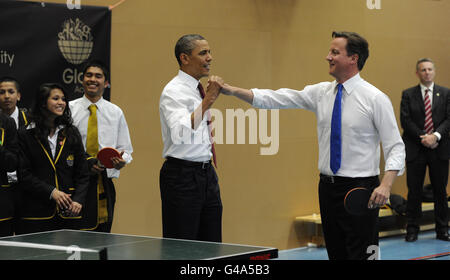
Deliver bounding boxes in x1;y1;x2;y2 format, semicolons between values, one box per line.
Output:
344;187;373;216
97;147;122;168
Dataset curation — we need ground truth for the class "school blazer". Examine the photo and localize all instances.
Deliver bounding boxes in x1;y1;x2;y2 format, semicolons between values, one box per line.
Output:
0;114;19;220
18;108;30;129
18;127;89;220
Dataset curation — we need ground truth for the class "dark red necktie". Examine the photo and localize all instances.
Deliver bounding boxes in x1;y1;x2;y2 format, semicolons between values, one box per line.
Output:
198;83;217;168
424;89;434;134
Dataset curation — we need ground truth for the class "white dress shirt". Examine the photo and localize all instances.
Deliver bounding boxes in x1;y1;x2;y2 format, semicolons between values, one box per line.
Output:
47;125;64;159
70;95;133;178
252;73;405;177
9;106;19;128
159;70;212;162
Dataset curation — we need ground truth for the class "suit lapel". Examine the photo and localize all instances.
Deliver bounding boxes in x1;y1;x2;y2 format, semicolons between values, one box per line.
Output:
36;132;67;168
54;131;66;164
413;85;425;114
432;85;441;111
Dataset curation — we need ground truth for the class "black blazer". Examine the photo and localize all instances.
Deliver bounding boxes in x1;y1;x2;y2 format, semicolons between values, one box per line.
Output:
17;108;30;130
0;114;19;220
400;84;450;161
17;126;89;220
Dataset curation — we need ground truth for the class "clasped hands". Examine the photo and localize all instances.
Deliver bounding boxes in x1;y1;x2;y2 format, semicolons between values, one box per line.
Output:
205;75;235;100
204;75;225;102
420;133;438;149
51;189;81;217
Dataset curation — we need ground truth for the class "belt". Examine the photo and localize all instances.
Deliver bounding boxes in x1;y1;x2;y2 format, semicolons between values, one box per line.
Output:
166;157;211;169
319;174;378;184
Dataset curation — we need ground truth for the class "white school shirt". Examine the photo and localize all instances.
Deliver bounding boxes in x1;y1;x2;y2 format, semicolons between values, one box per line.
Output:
252;73;405;177
159;70;212;162
10;106;19;128
69;95;133;178
47;125;64;159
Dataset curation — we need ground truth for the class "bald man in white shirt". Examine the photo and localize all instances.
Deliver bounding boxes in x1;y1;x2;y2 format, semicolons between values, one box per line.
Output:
216;31;405;260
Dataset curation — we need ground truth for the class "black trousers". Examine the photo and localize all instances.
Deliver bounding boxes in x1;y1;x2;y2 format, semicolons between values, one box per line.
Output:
160;157;222;242
406;148;449;234
319;174;380;260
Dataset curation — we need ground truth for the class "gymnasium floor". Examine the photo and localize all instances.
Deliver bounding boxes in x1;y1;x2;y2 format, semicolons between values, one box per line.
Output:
277;230;450;260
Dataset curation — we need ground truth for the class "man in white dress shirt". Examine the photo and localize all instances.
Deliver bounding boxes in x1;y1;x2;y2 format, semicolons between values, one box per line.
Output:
159;34;223;242
216;31;406;259
70;60;133;232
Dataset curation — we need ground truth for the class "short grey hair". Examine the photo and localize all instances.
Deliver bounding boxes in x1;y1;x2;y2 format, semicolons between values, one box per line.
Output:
416;58;435;70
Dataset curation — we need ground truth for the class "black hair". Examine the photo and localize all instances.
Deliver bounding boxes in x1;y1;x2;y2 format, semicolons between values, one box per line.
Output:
174;34;205;66
332;31;369;71
82;59;110;82
0;76;21;92
30;83;80;144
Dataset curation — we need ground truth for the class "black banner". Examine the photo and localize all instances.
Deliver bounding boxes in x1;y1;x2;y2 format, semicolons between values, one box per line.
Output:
0;0;111;108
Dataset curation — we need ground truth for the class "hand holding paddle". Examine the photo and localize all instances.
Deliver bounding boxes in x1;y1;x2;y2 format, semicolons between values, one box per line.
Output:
344;185;390;215
97;147;125;170
111;151;126;170
368;184;390;209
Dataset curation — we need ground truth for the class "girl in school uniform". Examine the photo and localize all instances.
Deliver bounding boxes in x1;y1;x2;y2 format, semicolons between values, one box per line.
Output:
0;112;19;237
16;83;89;234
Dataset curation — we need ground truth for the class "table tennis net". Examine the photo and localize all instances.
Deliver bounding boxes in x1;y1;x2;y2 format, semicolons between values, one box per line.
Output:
0;240;107;260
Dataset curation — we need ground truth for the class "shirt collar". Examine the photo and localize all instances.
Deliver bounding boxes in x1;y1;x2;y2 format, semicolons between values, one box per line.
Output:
178;70;201;91
420;83;434;93
340;73;362;95
10;106;19;128
81;94;105;109
10;106;19;119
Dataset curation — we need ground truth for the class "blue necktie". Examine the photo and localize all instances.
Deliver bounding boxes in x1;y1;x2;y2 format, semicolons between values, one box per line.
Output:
330;83;343;174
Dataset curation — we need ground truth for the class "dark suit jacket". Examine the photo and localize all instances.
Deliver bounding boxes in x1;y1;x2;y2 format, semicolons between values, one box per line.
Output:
0;114;19;220
400;84;450;162
17;127;89;219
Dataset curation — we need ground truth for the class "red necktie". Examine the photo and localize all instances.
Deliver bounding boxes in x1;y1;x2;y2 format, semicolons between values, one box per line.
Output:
198;83;217;168
424;89;434;134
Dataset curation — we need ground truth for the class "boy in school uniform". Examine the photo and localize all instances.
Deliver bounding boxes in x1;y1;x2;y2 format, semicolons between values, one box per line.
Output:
70;60;133;232
0;77;28;235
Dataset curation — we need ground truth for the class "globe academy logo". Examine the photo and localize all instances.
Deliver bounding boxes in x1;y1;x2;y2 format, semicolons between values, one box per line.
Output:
58;18;93;94
58;18;93;65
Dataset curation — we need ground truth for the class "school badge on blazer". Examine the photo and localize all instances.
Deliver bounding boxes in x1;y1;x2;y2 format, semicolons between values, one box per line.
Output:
66;154;74;167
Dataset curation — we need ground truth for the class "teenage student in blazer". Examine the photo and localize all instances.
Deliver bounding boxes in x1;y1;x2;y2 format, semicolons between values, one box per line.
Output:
400;58;450;242
70;60;133;232
214;31;405;259
0;111;19;237
0;77;31;235
16;83;89;234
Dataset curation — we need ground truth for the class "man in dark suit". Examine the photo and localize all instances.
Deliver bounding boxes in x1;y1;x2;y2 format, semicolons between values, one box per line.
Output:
400;58;450;242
